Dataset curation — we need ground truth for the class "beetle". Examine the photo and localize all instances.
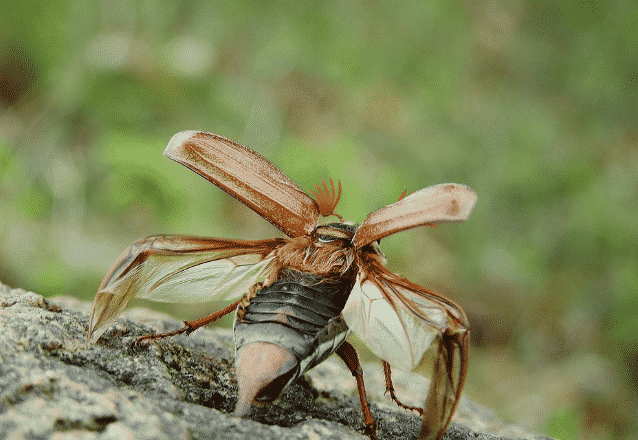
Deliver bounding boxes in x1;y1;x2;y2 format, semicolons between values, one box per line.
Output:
88;131;477;440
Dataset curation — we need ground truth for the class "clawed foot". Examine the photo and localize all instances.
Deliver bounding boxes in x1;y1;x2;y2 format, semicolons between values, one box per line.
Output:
363;420;379;440
131;322;195;346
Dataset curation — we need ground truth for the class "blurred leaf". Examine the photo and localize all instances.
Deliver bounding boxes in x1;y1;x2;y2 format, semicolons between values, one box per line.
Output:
545;406;579;440
16;181;52;219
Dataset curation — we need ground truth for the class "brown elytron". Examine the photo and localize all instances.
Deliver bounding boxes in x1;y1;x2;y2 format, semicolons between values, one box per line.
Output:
88;131;477;440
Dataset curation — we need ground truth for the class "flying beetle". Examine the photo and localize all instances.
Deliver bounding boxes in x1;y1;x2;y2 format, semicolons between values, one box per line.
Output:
88;131;477;440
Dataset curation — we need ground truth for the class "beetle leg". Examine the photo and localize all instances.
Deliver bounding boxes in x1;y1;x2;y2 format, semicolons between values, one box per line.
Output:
335;341;379;440
382;360;423;415
134;299;241;344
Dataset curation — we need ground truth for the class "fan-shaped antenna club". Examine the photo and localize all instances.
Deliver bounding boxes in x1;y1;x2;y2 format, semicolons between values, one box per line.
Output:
310;178;343;220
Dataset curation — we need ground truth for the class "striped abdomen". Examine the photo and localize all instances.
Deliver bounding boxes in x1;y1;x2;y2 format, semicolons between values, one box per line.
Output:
233;269;355;401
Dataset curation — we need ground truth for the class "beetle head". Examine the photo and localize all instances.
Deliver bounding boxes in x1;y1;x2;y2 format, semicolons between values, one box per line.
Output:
314;222;386;262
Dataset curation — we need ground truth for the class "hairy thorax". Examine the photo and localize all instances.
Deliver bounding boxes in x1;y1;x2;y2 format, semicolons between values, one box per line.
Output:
273;235;356;278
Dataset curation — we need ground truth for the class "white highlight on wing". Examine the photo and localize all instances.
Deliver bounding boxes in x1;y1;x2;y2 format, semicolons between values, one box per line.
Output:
341;275;446;372
135;256;275;302
166;130;200;153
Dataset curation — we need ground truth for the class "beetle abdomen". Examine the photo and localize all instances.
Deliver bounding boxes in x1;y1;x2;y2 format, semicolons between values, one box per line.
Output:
242;281;346;333
234;269;353;360
233;270;354;407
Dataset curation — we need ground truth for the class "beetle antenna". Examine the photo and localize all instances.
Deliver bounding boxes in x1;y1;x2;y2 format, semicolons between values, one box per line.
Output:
310;179;343;220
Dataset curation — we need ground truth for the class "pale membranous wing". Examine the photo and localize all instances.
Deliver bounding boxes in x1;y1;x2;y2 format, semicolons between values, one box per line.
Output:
88;235;284;341
341;257;469;440
352;183;477;249
164;131;320;238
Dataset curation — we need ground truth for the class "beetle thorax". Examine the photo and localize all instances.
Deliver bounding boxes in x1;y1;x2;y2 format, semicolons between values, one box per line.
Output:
275;235;355;277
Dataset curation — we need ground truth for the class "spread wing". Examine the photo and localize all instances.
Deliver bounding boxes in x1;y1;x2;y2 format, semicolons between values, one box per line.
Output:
88;235;284;341
341;257;469;440
165;131;320;237
353;183;477;249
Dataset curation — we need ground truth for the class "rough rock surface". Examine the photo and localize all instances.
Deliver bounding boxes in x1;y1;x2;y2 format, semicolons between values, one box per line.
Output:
0;282;555;440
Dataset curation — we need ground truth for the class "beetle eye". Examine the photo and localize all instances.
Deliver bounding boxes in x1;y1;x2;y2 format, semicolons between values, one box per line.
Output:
317;234;336;243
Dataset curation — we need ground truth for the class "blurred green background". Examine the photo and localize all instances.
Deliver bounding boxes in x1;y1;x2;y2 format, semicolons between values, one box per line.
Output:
1;1;636;439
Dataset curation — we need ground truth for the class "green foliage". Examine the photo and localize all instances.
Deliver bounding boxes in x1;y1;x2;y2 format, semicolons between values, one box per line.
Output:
546;406;579;440
1;1;636;439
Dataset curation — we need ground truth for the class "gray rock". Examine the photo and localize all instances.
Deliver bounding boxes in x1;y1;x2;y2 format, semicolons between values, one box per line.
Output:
0;282;554;440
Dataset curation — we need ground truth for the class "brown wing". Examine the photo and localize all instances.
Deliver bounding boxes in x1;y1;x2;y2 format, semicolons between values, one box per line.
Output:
353;183;477;249
164;131;320;237
341;257;469;440
88;235;284;341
